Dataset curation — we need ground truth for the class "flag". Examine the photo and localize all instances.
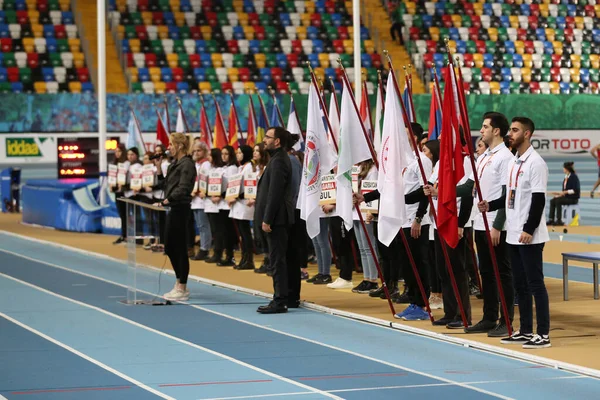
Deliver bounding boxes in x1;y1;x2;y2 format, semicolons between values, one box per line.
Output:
256;95;268;143
359;85;372;140
270;102;281;127
156;108;169;147
437;65;466;249
299;83;337;238
336;78;372;231
327;92;340;151
199;105;212;148
287;96;304;151
403;78;415;123
213;100;228;149
373;78;384;159
377;75;413;246
428;80;442;140
227;101;240;149
127;110;146;154
247;96;257;148
175;106;185;133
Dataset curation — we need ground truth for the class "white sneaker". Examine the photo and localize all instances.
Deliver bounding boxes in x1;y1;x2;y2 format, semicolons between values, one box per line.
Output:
163;287;178;298
164;289;190;301
326;277;353;289
428;293;443;310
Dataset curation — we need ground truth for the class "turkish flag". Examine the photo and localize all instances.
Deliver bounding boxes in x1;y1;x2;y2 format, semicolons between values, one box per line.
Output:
437;65;465;249
156;110;169;147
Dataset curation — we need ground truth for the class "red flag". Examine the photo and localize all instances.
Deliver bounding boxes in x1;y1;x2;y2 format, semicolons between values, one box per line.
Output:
227;105;240;149
437;65;465;249
199;106;212;148
213;100;228;149
156;109;169;147
247;95;257;147
359;81;373;141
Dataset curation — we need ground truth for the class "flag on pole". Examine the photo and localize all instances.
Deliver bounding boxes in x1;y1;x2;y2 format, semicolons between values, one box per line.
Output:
270;102;281;127
428;81;442;140
213;100;228;149
199;105;212;148
256;95;268;143
156;108;169;146
127;110;146;154
437;65;465;249
247;96;257;148
299;82;337;238
403;78;415;123
359;86;372;139
175;107;185;133
377;75;413;246
227;105;240;149
327;92;340;152
336;78;373;231
287;96;304;151
373;78;385;159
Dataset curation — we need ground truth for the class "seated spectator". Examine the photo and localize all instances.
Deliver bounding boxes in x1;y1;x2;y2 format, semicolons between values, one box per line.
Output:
547;161;580;226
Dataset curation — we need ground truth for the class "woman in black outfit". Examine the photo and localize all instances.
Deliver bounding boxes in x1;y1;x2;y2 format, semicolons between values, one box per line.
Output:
155;133;196;301
547;161;580;226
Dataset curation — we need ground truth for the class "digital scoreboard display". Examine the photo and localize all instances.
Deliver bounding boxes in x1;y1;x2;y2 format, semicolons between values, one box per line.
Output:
57;137;119;179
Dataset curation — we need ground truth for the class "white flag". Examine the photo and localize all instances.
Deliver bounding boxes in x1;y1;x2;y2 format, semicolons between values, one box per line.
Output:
287;96;304;151
373;81;384;161
298;83;338;238
176;107;185;133
336;79;372;231
327;92;340;153
377;75;413;246
126;111;146;154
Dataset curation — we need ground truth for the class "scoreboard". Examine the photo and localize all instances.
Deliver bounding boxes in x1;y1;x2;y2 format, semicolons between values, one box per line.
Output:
57;137;119;179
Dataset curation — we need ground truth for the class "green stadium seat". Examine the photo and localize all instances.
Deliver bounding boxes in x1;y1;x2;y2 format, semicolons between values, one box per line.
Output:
130;12;142;25
178;53;190;68
125;25;137;39
589;69;599;82
4;11;16;23
173;40;185;53
57;39;69;52
3;53;16;67
0;82;11;93
19;68;31;84
510;82;521;94
50;53;62;67
542;54;552;68
266;53;277;67
179;26;190;39
158;0;171;12
503;54;514;68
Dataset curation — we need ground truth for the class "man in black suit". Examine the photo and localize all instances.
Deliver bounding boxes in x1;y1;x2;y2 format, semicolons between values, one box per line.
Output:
255;127;295;314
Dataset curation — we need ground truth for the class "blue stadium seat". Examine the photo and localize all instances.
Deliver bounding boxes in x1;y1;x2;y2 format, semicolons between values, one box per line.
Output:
46;38;57;52
312;39;324;53
559;82;570;93
193;67;205;81
138;67;150;81
82;82;93;92
0;67;6;82
176;82;189;92
42;67;54;81
0;24;8;38
513;53;523;67
43;25;55;38
195;40;206;53
307;53;319;67
500;81;511;94
11;82;23;92
161;67;173;82
307;26;319;40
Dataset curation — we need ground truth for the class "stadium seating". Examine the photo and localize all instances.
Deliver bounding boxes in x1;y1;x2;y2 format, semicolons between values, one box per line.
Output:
0;0;92;93
108;0;383;94
403;0;600;94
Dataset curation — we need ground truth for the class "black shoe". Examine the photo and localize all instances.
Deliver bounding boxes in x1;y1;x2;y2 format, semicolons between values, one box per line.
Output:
217;258;236;267
447;320;470;329
190;250;208;261
257;303;288;314
254;264;268;274
469;282;481;297
393;287;410;304
432;317;455;326
554;220;564;226
464;319;497;334
386;287;401;301
522;334;551;349
313;274;332;284
369;286;385;298
266;268;274;277
113;236;124;244
306;273;322;283
205;253;223;264
500;330;534;344
238;261;255;270
358;282;378;294
487;322;510;338
307;255;317;264
287;300;301;308
546;219;555;226
352;280;370;293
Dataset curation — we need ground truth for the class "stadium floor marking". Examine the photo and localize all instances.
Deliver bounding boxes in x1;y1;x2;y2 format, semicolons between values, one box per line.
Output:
0;311;172;400
0;247;512;400
0;271;339;400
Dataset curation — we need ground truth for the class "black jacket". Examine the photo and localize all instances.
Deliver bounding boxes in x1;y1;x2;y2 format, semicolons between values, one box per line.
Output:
163;155;195;207
563;173;580;199
255;147;294;227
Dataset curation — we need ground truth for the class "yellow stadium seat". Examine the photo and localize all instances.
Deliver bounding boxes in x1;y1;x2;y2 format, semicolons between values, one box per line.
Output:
34;82;46;93
590;54;599;69
570;68;580;83
154;81;166;94
473;3;483;16
28;10;39;23
174;12;185;26
72;52;85;68
31;24;43;38
363;40;375;53
522;53;532;68
166;53;179;68
545;28;555;41
69;81;82;92
521;67;532;83
243;81;255;92
549;81;560;94
488;28;498;42
570;54;581;69
211;53;223;68
509;16;519;28
489;82;500;94
68;38;81;53
473;53;484;68
318;53;330;68
296;26;307;40
117;25;125;40
128;67;138;83
227;67;239;82
539;4;549;17
59;0;70;11
595;5;600;17
128;38;140;53
142;12;152;25
451;15;462;28
199;82;212;93
238;12;249;26
22;37;35;53
157;26;169;39
306;3;315;13
149;67;161;82
242;26;254;40
574;16;584;29
429;27;440;41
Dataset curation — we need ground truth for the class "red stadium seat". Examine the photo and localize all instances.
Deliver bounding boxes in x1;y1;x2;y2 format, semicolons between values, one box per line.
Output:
145;53;157;67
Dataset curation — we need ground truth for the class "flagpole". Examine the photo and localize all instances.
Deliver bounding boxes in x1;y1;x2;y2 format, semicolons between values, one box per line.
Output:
361;73;374;141
432;69;443;110
286;83;306;142
176;97;190;134
199;94;213;145
327;76;341;127
408;65;417;120
268;86;285;127
448;41;513;336
228;91;243;146
385;50;468;328
163;96;171;133
246;90;259;146
129;103;146;150
337;58;434;322
256;92;269;126
211;92;229;147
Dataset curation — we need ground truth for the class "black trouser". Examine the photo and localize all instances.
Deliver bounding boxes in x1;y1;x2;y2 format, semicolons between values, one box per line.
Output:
329;216;355;281
267;225;289;307
464;227;478;285
153;197;166;244
236;219;253;254
390;22;404;45
428;240;441;292
398;226;431;307
434;230;471;322
373;222;402;284
116;194;127;238
210;210;236;257
287;209;306;303
475;230;514;323
187;210;196;248
510;243;550;336
549;197;578;221
164;205;192;284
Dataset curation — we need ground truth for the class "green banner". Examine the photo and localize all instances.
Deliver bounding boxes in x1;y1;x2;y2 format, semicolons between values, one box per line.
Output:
0;93;598;133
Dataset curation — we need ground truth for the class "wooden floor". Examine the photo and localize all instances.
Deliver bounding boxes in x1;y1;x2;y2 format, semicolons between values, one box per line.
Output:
2;213;599;370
